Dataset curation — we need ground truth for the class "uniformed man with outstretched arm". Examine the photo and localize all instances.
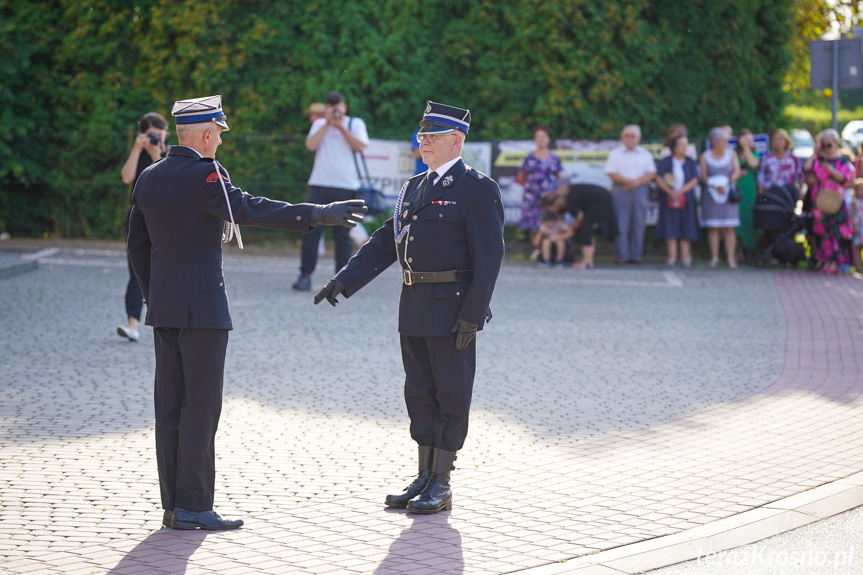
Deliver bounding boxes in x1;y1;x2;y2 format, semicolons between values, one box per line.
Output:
127;95;366;530
315;101;505;514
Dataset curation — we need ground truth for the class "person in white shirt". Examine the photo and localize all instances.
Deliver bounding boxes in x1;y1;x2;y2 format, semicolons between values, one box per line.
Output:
292;91;370;292
604;125;656;264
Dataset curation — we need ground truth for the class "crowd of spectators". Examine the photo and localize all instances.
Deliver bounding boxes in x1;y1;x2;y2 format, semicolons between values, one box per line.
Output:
517;123;863;275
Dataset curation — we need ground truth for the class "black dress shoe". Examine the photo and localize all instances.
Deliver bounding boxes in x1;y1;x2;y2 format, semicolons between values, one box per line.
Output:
292;275;311;291
162;510;173;527
385;446;434;509
171;508;243;530
407;448;457;515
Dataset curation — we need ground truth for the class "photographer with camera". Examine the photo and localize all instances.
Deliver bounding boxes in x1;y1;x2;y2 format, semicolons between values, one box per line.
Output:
292;91;369;292
118;112;169;341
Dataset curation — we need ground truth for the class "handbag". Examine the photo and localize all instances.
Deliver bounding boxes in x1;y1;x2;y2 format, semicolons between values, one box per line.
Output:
815;189;843;215
662;173;685;210
349;118;387;216
727;184;742;204
667;194;686;210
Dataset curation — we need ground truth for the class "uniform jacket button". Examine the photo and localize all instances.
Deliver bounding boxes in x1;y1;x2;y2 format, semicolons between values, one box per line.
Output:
412;215;417;221
456;291;460;296
409;236;414;241
408;257;413;263
219;282;224;287
438;214;443;218
296;216;302;221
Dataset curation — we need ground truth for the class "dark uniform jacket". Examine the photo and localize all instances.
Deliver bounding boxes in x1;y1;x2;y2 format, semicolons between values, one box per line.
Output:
127;145;315;330
335;158;505;336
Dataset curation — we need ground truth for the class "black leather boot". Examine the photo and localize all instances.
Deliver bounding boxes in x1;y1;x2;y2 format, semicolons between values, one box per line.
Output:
407;448;457;514
385;446;434;508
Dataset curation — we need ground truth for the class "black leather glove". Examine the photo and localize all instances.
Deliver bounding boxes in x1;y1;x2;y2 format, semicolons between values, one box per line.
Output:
314;278;346;306
450;318;479;351
310;199;367;228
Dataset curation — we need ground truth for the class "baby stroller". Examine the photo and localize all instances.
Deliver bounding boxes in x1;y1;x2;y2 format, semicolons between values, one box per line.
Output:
752;184;811;267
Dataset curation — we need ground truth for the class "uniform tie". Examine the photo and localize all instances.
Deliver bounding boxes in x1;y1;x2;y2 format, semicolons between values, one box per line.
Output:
421;171;438;204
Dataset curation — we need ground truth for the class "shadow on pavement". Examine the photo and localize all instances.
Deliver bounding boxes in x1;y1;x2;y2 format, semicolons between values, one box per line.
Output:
107;529;208;575
375;514;463;575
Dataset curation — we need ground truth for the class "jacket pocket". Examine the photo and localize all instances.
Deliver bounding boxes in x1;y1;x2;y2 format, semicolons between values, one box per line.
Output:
425;206;460;222
434;282;469;299
200;272;226;291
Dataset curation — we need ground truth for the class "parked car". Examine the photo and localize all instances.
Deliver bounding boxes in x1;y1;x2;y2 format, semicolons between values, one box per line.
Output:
841;120;863;151
791;129;814;160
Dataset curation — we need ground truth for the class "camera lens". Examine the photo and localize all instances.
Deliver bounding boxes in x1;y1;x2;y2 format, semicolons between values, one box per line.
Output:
148;133;159;146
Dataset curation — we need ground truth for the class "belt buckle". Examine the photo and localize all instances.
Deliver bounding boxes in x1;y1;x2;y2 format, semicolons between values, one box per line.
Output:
403;269;413;286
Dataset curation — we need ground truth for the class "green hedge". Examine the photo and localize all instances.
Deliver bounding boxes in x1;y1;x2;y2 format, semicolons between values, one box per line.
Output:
783;104;863;138
1;0;795;238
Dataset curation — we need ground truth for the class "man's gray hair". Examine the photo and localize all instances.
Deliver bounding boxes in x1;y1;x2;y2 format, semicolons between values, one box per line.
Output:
177;121;215;144
622;124;641;138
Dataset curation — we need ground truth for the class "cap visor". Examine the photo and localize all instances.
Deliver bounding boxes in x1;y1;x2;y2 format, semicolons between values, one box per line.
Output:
214;117;230;131
418;124;456;135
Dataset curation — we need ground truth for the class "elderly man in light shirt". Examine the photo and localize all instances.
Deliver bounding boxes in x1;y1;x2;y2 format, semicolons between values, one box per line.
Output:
605;125;656;264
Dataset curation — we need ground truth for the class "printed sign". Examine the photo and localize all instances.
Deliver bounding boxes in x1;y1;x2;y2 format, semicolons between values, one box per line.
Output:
492;140;665;226
360;139;493;205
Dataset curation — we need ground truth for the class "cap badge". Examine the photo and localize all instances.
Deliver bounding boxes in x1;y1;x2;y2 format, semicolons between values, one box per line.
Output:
425;102;432;114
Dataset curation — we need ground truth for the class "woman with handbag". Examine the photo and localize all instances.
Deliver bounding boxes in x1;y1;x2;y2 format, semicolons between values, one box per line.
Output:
699;127;742;268
803;129;855;274
655;135;700;266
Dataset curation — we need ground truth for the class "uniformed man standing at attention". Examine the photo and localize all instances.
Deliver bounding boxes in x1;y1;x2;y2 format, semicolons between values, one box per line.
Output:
315;101;505;514
127;95;366;530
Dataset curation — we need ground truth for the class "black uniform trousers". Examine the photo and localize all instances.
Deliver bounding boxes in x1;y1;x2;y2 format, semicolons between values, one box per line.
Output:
299;185;355;275
400;334;476;452
153;326;229;512
124;214;144;321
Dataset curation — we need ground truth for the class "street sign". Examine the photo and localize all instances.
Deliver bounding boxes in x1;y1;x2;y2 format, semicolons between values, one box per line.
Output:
810;38;863;130
810;38;863;90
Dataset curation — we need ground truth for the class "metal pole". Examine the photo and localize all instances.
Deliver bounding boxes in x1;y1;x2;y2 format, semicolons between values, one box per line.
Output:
833;40;839;132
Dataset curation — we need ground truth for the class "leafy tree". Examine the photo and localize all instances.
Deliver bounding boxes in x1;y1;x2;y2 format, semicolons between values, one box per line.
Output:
0;0;806;238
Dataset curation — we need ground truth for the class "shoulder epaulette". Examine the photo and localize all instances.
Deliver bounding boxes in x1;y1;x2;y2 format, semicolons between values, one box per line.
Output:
465;166;488;180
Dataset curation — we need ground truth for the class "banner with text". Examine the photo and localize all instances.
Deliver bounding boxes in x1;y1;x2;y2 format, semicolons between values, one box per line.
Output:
361;139;493;208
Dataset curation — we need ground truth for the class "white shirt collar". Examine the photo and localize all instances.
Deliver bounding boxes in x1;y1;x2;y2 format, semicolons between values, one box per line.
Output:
430;156;462;186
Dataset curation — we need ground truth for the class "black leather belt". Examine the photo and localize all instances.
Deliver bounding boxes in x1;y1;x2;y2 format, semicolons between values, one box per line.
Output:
402;269;473;285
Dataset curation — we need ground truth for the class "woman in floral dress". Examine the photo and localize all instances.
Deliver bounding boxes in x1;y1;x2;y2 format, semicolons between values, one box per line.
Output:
517;126;562;258
804;129;855;274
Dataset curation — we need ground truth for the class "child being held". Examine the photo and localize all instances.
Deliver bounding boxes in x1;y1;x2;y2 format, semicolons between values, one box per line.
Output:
850;178;863;272
535;192;574;266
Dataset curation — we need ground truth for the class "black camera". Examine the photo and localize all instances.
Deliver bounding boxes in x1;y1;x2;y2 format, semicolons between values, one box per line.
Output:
148;133;159;146
331;108;343;121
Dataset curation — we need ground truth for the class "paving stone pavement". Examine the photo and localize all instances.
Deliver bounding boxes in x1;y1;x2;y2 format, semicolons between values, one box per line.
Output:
0;246;861;574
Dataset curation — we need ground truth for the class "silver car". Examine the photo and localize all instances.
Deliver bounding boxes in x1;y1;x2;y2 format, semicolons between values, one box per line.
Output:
791;129;814;160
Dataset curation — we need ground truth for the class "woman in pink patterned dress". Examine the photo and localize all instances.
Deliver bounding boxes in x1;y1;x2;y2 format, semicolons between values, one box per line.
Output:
804;129;855;274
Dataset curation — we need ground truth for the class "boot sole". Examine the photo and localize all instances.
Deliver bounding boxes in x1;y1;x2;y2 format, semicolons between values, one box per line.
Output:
384;501;409;509
407;500;453;514
171;521;243;530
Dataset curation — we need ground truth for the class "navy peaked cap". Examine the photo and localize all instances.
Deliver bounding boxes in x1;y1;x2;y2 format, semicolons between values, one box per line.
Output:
171;95;230;131
419;100;470;135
